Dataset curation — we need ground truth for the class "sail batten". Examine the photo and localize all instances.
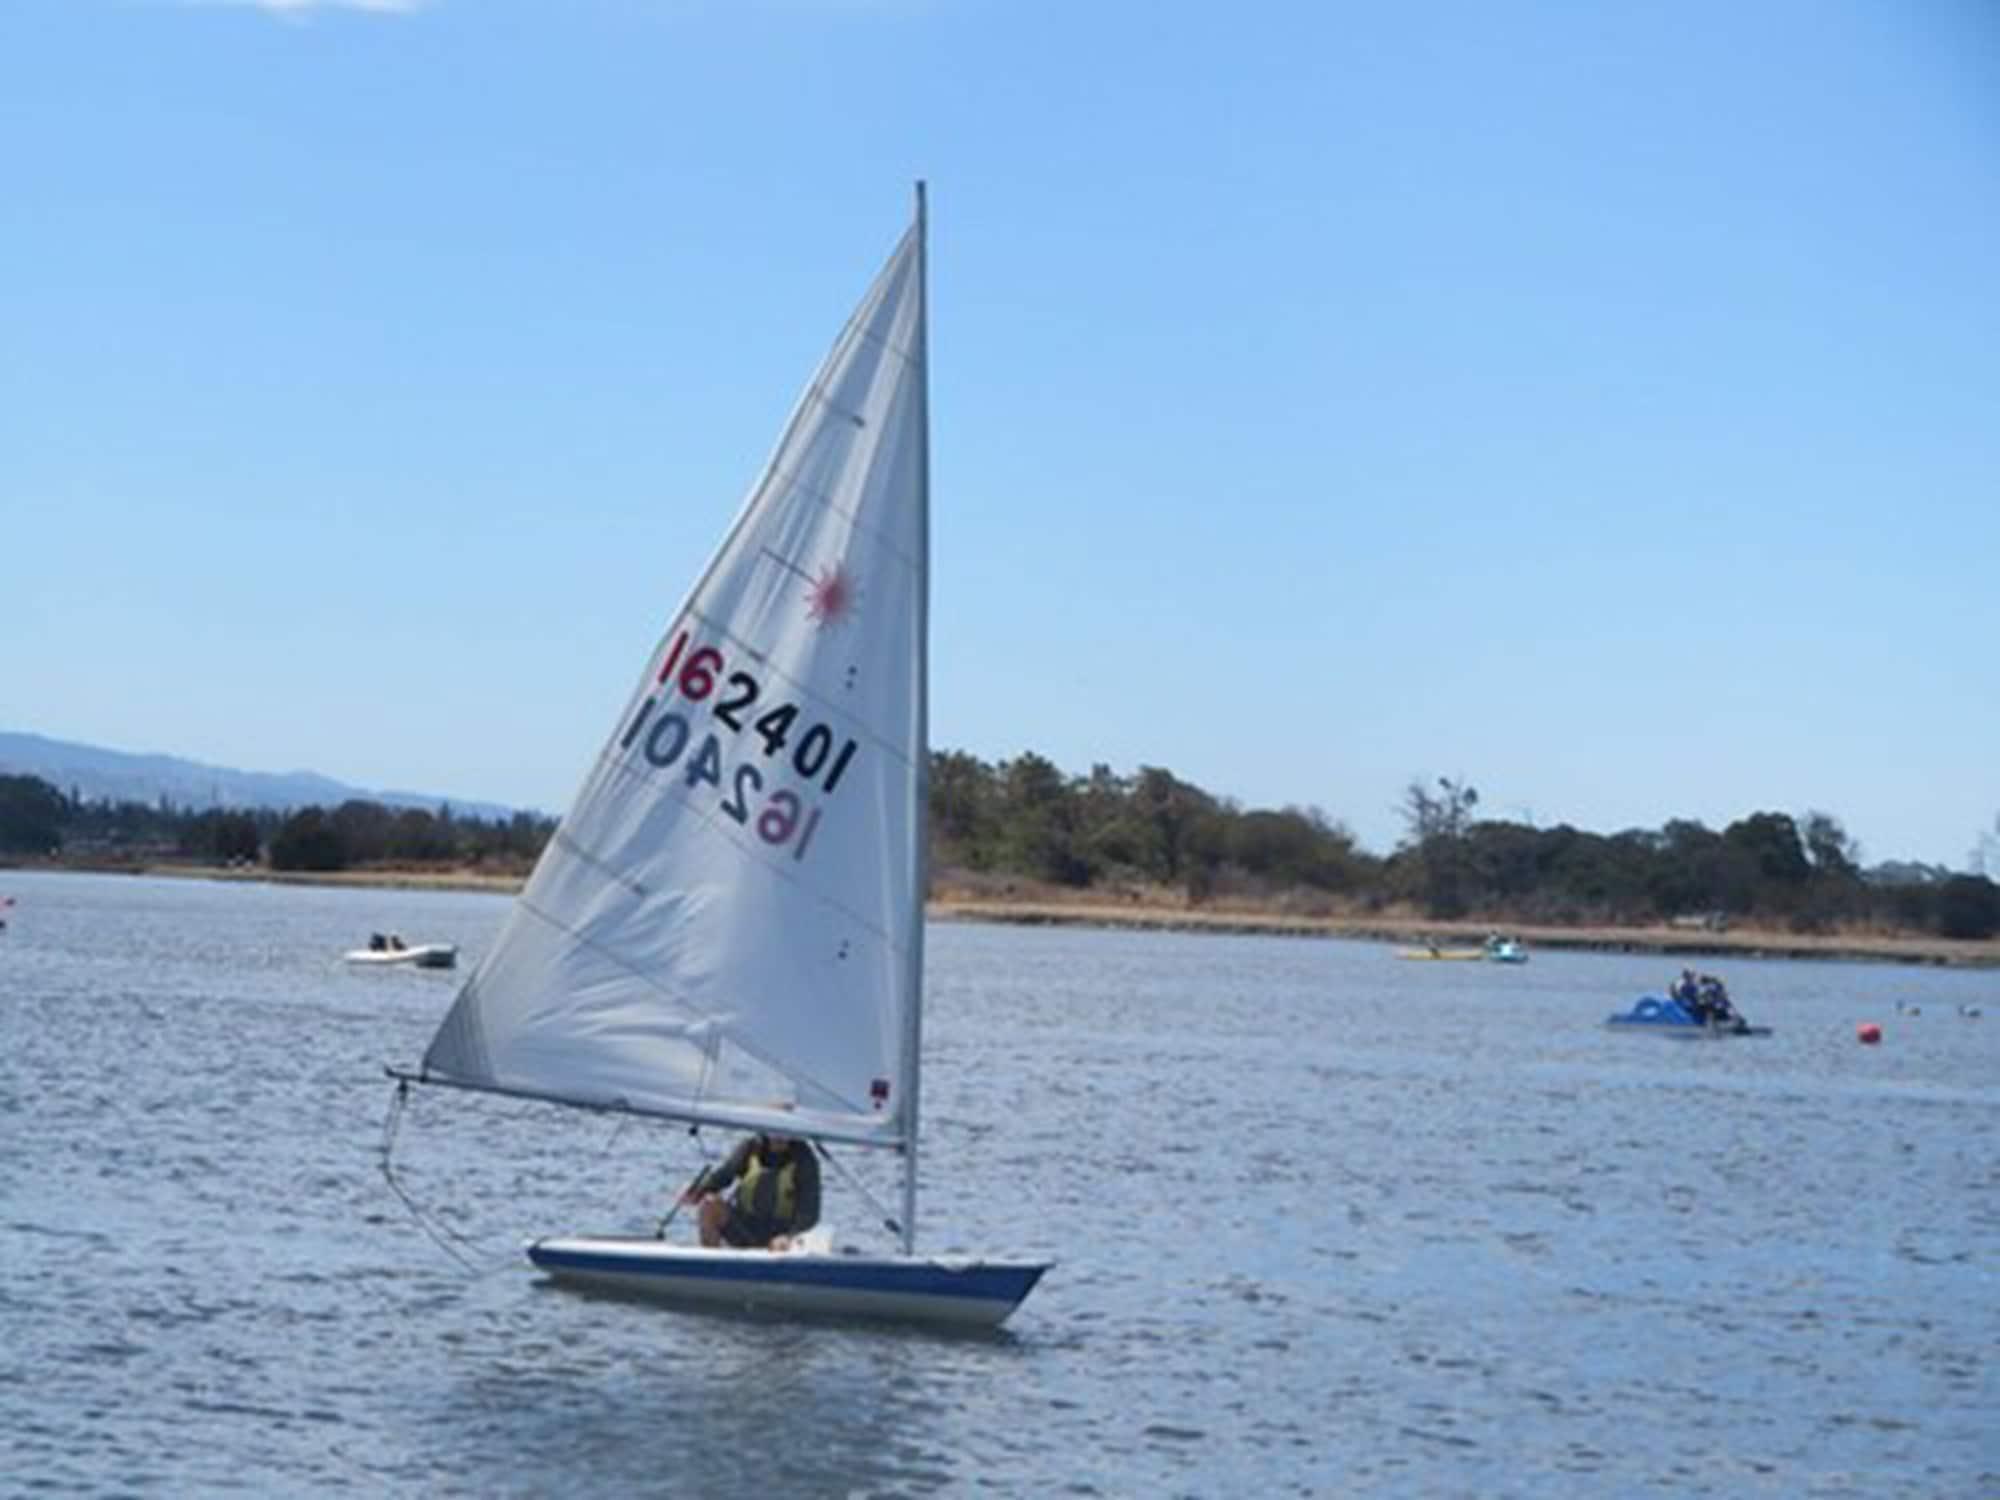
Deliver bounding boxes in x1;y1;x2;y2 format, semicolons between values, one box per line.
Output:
538;759;914;956
414;220;929;1150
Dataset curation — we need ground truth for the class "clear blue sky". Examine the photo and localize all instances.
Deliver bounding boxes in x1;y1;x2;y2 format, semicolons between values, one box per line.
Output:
4;0;1996;869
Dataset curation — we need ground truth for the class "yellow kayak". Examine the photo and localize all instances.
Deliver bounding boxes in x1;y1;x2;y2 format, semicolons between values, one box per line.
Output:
1396;946;1486;961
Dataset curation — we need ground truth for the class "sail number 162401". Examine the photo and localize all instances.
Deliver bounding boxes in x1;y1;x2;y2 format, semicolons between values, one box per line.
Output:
617;628;858;862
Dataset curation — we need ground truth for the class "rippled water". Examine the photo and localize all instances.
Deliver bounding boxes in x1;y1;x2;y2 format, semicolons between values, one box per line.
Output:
3;870;1995;1497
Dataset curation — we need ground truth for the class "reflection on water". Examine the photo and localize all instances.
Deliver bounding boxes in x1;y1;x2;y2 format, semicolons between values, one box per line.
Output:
2;870;1994;1496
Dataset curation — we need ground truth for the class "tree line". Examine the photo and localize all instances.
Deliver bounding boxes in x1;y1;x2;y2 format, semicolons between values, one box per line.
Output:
931;757;2000;940
0;774;550;875
4;759;1997;940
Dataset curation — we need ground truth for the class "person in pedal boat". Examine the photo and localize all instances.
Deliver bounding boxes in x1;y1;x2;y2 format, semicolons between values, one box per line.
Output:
684;1132;822;1251
1697;973;1747;1031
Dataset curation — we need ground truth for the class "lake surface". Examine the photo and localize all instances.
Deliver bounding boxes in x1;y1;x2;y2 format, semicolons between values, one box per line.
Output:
3;870;1995;1497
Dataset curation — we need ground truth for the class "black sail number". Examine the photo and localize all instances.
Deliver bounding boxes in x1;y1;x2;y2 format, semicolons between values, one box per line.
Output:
714;673;758;730
630;629;861;804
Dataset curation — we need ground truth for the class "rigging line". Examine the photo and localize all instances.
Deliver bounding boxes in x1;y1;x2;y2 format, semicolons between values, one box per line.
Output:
377;1080;512;1279
815;1140;902;1240
684;1034;728;1172
678;1038;725;1187
653;1042;723;1239
691;1027;721;1137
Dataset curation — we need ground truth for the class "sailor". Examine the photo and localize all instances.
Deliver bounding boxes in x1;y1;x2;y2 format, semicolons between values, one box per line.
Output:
1704;976;1741;1028
1695;973;1734;1027
1671;967;1700;1017
683;1132;822;1252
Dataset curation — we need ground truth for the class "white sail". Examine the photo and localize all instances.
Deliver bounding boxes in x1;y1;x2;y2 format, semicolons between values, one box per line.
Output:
418;223;927;1150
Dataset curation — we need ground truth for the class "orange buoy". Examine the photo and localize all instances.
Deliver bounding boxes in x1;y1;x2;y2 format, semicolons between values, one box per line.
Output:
1856;1022;1882;1045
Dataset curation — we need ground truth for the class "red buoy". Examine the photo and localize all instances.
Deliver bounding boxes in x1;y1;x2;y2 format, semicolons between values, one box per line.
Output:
1856;1022;1883;1045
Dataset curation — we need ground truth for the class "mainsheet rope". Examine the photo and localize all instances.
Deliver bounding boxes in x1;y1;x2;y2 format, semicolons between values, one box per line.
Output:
816;1140;903;1241
377;1079;515;1278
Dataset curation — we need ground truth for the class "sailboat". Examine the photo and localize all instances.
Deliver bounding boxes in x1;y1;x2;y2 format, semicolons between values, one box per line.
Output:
387;185;1049;1329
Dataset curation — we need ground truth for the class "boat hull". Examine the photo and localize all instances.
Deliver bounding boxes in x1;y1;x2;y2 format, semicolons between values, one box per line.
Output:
526;1236;1049;1329
344;944;457;969
1395;948;1485;961
1604;995;1770;1038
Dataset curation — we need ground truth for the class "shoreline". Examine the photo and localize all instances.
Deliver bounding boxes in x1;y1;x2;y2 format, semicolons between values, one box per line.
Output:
930;899;2000;968
15;858;2000;969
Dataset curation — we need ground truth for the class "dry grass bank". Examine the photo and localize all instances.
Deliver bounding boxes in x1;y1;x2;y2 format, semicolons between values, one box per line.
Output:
25;858;1999;969
20;856;526;896
930;876;2000;969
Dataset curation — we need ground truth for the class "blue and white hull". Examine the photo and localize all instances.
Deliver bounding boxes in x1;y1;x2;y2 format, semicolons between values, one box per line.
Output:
526;1236;1050;1329
1604;995;1771;1038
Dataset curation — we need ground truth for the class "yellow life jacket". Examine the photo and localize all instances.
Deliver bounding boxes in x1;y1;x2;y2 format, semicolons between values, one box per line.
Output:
735;1148;798;1225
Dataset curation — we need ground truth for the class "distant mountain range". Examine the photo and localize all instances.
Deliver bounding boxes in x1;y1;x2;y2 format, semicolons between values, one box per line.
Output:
0;731;520;822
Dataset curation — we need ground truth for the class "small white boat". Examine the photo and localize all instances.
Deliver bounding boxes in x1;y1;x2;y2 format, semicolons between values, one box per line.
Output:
345;938;457;969
1485;935;1528;963
387;186;1050;1329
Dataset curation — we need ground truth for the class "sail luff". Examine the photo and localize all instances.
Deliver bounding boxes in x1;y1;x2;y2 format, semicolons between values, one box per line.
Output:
538;252;914;861
899;179;931;1257
404;207;930;1156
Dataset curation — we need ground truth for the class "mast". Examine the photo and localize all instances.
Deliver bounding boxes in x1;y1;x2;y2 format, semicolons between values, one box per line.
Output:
899;178;930;1257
